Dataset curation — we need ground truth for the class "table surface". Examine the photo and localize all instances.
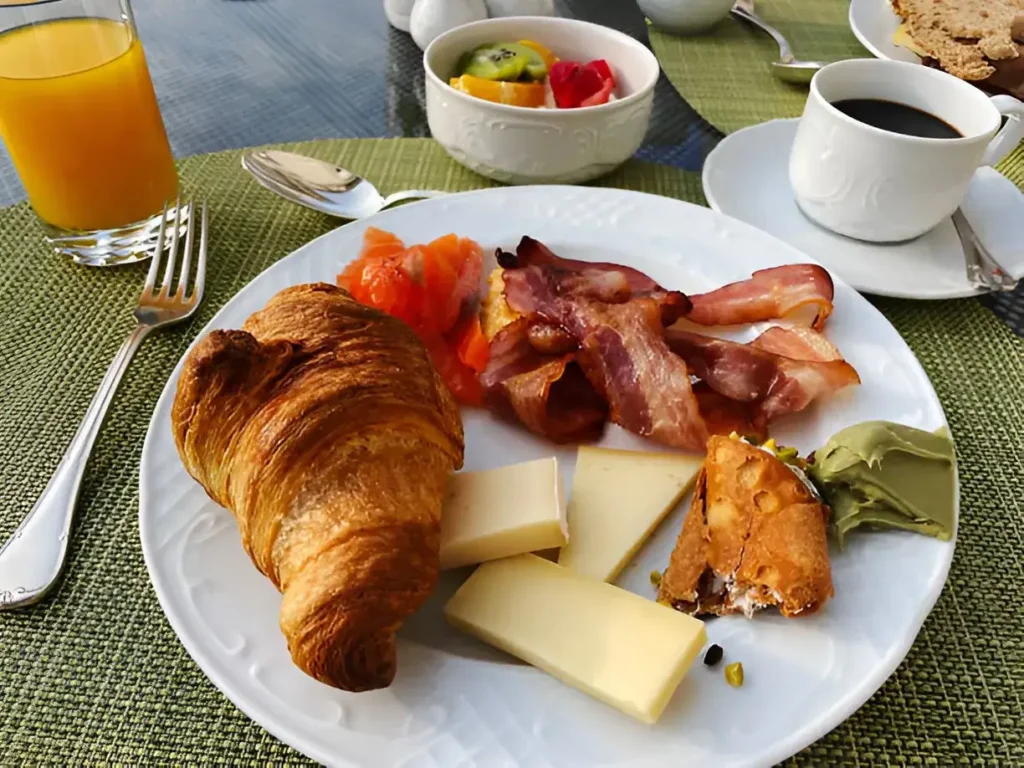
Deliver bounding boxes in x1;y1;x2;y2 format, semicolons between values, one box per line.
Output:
1;0;1021;333
0;3;1021;765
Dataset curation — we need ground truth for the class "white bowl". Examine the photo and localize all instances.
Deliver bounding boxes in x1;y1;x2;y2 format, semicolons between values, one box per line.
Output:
637;0;734;34
423;16;659;185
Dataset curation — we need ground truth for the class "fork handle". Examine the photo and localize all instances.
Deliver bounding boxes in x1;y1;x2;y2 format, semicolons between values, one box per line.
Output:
0;323;150;610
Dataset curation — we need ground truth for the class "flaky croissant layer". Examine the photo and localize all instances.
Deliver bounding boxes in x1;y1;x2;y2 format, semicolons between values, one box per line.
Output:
172;283;464;691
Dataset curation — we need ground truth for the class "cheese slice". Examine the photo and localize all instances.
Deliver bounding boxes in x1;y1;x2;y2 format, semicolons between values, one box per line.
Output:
440;458;566;570
558;447;703;582
445;554;706;724
893;23;929;58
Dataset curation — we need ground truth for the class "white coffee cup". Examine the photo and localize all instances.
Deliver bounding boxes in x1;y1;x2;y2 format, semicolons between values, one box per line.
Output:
789;58;1024;243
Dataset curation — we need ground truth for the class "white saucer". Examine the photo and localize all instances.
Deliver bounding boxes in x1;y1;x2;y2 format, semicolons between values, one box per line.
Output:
702;119;1024;299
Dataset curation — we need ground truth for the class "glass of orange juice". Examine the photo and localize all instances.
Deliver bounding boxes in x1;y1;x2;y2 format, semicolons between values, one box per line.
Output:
0;0;179;266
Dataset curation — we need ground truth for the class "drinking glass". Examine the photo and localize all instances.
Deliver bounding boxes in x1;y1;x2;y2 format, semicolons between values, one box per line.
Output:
0;0;179;266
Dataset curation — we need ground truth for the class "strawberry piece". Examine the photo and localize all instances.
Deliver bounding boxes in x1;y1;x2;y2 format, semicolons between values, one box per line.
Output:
580;77;615;107
548;59;616;109
587;59;614;83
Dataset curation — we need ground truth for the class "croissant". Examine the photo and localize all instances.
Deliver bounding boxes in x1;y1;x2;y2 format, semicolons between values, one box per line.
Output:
171;283;464;691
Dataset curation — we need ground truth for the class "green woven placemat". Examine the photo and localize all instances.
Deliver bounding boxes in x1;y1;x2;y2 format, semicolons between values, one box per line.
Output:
0;138;1021;766
646;0;1024;176
647;0;867;135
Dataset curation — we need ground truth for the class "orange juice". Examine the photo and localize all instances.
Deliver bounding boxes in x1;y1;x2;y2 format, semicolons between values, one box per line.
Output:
0;17;178;231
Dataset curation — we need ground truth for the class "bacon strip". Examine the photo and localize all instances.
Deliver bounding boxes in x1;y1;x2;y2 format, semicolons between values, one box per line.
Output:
694;384;765;442
480;319;606;443
501;236;664;294
749;325;843;361
527;296;708;451
665;328;860;425
502;264;691;328
501;238;691;325
526;322;576;355
484;238;851;451
686;265;835;331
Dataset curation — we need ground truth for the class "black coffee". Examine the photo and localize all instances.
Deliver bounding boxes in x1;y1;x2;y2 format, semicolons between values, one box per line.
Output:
831;99;962;139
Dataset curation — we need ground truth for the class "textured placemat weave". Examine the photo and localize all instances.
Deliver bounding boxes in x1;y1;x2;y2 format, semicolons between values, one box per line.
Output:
647;0;866;135
646;0;1024;177
0;139;1021;766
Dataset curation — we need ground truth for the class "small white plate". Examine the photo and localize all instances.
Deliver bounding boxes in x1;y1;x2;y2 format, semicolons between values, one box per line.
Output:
849;0;921;64
703;119;1024;299
140;186;956;767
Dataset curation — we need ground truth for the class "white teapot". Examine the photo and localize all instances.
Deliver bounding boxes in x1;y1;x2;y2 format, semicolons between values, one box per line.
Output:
485;0;556;16
409;0;488;50
383;0;417;32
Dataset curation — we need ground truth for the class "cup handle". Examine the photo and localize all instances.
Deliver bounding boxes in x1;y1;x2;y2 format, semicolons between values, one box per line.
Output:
982;95;1024;167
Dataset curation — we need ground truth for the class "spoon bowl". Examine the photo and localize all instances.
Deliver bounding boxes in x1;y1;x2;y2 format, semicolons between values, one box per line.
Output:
771;59;829;84
241;150;445;219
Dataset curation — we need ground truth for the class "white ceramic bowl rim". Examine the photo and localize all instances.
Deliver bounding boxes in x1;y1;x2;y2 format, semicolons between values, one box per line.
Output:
422;15;660;116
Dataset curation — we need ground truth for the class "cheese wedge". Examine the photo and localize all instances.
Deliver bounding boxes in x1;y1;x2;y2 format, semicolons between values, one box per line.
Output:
445;554;706;724
893;23;929;58
440;458;566;570
558;447;703;582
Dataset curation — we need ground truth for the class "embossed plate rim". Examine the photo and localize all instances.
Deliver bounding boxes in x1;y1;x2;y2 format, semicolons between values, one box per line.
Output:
140;185;957;768
848;0;924;64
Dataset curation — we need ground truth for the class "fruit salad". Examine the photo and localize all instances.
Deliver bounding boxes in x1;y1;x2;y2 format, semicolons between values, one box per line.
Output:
449;41;617;109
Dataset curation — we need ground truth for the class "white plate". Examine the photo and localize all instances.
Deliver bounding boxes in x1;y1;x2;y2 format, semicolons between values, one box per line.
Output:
140;186;956;768
702;118;1024;299
849;0;921;64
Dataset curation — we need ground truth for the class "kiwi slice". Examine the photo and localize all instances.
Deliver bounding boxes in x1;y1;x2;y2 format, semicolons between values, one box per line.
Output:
458;42;548;82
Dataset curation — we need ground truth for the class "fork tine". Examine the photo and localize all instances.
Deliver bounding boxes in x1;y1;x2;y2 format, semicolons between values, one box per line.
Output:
191;201;208;303
161;195;182;294
143;202;170;295
176;199;196;299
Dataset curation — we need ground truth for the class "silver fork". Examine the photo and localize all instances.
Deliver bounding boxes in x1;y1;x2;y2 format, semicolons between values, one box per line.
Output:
0;197;208;610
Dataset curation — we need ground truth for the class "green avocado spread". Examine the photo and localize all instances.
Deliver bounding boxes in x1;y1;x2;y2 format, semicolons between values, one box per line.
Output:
810;421;957;546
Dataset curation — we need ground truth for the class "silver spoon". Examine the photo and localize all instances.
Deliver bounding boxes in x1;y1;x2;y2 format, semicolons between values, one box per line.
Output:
731;0;830;85
952;208;1019;292
241;150;445;219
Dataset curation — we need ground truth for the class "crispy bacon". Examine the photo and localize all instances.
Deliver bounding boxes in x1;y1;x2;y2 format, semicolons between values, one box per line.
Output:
502;264;691;328
529;297;708;451
527;322;576;355
686;265;835;331
665;328;860;425
749;325;843;361
500;238;691;326
694;384;766;442
501;236;664;294
480;319;606;443
481;237;853;451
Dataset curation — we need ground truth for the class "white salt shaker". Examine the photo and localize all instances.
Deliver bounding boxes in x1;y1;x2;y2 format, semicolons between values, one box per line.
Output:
384;0;417;32
485;0;556;16
409;0;489;51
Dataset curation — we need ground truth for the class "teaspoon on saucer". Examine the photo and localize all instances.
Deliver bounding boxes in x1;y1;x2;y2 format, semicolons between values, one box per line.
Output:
731;0;830;84
952;208;1018;292
241;150;446;219
701;118;1024;299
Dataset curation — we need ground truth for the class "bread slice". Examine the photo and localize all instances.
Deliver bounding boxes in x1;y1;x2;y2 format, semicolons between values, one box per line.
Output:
892;0;1023;81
